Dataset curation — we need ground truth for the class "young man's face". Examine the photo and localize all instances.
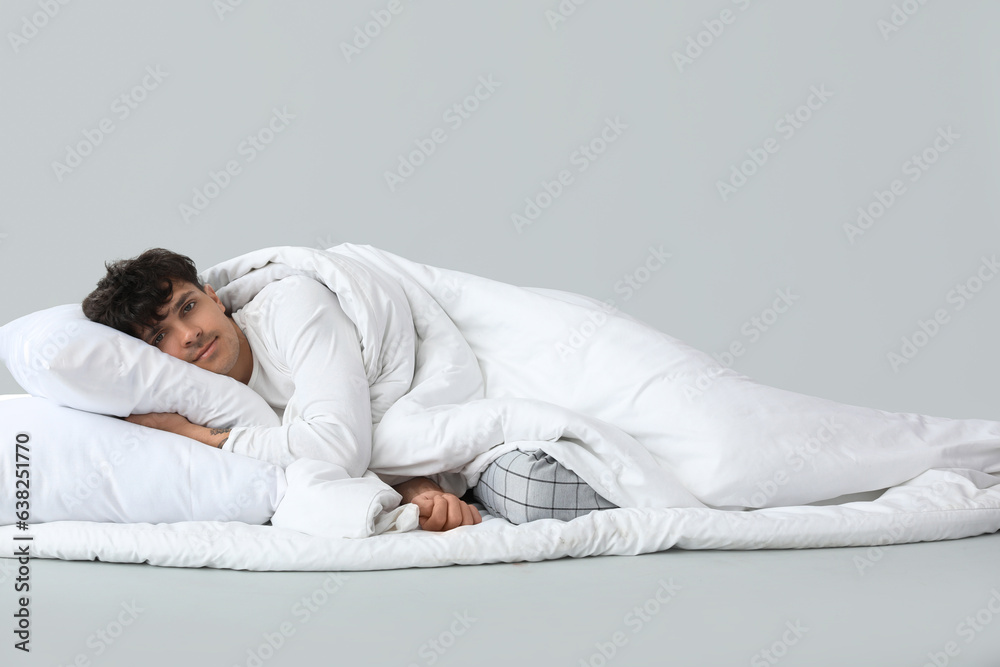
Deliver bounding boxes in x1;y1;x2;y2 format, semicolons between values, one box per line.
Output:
137;279;243;378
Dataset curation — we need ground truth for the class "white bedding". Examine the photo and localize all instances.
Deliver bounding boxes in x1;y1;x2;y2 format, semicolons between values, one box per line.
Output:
4;242;1000;571
1;468;998;571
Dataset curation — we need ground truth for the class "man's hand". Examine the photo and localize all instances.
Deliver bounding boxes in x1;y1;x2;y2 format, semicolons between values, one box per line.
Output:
123;412;231;448
410;490;482;532
392;476;482;532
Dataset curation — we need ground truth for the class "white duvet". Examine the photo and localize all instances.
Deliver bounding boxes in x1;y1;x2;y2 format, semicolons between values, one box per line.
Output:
4;242;1000;571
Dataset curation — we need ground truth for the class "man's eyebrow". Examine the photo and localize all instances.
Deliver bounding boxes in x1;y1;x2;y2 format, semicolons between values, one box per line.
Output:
143;289;197;342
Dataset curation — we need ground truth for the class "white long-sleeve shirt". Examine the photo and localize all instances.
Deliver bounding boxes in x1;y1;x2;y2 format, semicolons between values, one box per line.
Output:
221;275;373;476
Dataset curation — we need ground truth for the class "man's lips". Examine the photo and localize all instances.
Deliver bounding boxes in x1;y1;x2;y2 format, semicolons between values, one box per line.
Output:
194;337;217;362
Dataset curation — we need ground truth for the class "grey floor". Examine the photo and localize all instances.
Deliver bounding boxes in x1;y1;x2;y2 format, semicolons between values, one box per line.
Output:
4;531;1000;666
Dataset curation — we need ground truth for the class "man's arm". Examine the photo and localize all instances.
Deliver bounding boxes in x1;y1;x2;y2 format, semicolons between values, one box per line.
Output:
130;277;373;471
123;413;230;448
220;276;373;474
392;476;482;531
203;427;231;448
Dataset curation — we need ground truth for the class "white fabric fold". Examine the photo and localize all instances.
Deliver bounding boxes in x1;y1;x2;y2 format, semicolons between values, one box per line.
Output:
269;459;419;539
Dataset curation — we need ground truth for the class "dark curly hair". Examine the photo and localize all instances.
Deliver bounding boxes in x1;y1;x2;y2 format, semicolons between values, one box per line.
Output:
82;248;206;339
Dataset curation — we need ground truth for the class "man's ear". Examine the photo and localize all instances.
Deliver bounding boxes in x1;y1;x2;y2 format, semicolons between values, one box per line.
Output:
203;284;227;314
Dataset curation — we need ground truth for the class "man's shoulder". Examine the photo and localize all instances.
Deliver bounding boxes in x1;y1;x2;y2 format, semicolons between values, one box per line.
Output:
238;275;358;361
240;275;345;324
251;274;336;304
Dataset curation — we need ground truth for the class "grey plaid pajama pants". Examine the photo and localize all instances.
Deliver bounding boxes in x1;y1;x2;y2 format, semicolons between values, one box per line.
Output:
469;448;618;524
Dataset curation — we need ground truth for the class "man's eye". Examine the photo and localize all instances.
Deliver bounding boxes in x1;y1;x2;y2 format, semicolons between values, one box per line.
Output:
152;332;164;345
184;301;195;313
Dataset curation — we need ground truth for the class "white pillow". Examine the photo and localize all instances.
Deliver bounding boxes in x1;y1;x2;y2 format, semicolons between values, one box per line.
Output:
0;395;285;524
0;303;278;429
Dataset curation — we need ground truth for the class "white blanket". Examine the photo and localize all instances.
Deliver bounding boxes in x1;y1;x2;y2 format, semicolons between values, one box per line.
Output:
4;242;1000;570
1;468;999;571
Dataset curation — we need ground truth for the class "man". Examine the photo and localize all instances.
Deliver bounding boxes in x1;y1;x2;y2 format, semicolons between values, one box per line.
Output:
82;248;481;532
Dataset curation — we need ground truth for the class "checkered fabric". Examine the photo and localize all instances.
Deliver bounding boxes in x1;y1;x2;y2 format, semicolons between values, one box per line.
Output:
470;448;618;524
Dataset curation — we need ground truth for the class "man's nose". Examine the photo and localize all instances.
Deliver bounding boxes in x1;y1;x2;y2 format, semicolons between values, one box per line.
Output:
179;321;202;344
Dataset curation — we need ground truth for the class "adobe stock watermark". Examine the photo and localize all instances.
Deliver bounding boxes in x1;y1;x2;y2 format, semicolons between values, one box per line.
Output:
7;0;72;54
58;428;145;513
387;275;466;365
736;416;844;509
50;65;169;182
213;0;247;21
852;476;953;576
672;0;762;73
19;319;81;384
384;74;501;192
232;573;351;667
52;600;144;667
886;254;1000;373
405;611;477;667
877;0;933;42
843;125;959;245
544;0;590;31
682;287;801;400
716;85;834;202
918;588;1000;667
512;116;628;233
578;578;682;667
178;106;295;223
194;465;284;548
417;272;465;322
312;233;339;251
555;244;672;360
384;275;466;366
750;620;809;667
340;0;415;63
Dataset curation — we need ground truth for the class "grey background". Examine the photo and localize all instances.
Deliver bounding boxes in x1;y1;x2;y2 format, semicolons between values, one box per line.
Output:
2;1;1000;665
